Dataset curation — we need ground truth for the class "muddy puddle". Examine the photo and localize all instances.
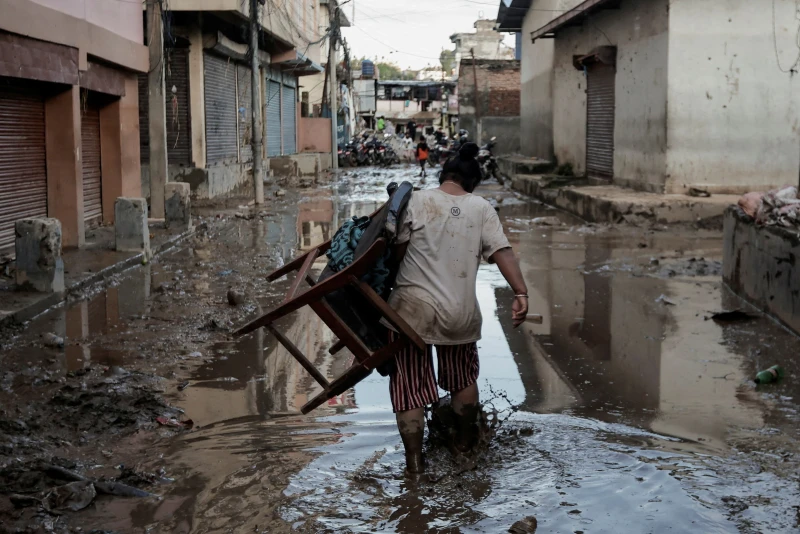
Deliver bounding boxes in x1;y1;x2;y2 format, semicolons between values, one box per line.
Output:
2;166;799;533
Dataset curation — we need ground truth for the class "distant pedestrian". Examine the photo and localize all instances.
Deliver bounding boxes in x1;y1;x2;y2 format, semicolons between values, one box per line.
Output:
416;136;429;179
377;115;385;132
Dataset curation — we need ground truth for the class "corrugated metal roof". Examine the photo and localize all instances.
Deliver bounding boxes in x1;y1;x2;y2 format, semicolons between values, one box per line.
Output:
530;0;620;42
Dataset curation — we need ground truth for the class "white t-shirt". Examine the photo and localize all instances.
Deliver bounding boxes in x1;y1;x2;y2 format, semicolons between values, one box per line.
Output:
388;189;511;345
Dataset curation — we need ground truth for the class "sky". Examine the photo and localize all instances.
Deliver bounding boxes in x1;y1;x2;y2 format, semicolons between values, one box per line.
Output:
340;0;514;71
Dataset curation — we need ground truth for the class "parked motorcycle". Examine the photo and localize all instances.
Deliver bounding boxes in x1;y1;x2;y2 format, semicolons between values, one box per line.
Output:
477;136;499;180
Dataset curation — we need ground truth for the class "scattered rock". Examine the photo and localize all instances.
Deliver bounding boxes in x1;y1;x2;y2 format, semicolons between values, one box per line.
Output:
41;333;64;349
275;189;287;198
655;294;676;306
509;516;538;533
227;288;246;306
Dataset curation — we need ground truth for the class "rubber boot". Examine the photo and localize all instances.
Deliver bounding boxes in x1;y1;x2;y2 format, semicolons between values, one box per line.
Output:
454;403;481;454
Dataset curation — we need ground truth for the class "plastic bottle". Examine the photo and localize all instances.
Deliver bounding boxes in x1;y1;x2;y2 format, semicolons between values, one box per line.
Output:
754;365;785;384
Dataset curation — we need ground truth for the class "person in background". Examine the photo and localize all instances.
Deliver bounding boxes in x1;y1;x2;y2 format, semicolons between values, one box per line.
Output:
434;127;445;145
406;119;417;144
377;115;385;133
415;135;430;179
387;142;529;477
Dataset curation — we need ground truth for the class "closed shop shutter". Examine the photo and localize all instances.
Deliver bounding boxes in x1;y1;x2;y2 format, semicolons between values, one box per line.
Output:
138;47;191;165
81;103;102;227
281;84;296;155
586;63;615;180
204;53;238;164
266;80;281;157
236;64;252;163
166;48;191;164
0;82;47;251
138;73;148;163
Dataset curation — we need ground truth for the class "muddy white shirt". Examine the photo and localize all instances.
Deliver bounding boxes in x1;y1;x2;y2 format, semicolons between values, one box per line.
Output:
388;189;510;345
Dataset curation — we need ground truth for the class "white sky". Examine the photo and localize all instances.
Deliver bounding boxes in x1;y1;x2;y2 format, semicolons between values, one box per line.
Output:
340;0;514;71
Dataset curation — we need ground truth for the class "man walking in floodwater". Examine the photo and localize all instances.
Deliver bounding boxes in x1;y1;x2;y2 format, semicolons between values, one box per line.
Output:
387;143;528;476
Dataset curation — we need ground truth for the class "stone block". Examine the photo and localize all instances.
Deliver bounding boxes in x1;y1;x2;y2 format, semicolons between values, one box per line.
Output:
15;217;65;293
164;182;191;228
115;197;151;257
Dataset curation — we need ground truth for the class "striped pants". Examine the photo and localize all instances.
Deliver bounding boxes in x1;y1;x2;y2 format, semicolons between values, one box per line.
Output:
389;334;480;413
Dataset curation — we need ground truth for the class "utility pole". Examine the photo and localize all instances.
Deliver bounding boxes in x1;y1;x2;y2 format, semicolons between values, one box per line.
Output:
328;3;339;170
250;0;264;204
147;0;167;219
470;48;481;144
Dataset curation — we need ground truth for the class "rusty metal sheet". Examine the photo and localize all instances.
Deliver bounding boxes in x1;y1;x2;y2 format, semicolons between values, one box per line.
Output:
0;81;47;252
586;62;615;181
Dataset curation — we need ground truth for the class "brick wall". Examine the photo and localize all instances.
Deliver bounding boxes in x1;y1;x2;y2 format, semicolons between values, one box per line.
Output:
458;59;521;118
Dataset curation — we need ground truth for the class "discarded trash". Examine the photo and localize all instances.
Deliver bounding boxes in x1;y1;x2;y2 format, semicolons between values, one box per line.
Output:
178;380;190;391
754;365;785;385
509;516;538;533
227;287;246;306
688;187;711;198
655;294;676;305
218;269;235;277
531;216;563;226
43;480;96;512
710;310;755;323
275;189;287;197
41;332;64;348
156;416;194;428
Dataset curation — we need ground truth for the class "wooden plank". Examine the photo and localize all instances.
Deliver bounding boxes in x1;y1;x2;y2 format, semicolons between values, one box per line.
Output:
352;279;426;351
310;300;372;363
266;324;330;389
328;339;346;355
234;239;388;337
284;249;318;302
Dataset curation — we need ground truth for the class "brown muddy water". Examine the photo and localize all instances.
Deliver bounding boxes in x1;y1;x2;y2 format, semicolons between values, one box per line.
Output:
2;166;800;533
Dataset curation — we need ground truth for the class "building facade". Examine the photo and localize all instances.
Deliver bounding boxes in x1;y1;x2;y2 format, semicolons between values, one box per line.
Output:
457;59;521;154
0;0;147;250
500;0;800;194
139;0;344;199
376;80;457;134
450;19;515;77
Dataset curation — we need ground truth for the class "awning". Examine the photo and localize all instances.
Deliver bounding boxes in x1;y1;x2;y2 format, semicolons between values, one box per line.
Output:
496;0;532;32
530;0;620;42
272;51;325;76
572;46;616;70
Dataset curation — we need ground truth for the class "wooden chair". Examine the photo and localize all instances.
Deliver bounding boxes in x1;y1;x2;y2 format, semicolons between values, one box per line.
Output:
234;227;425;415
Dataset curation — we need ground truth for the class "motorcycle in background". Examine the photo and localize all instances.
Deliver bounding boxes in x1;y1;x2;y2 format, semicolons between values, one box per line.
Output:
477;136;499;180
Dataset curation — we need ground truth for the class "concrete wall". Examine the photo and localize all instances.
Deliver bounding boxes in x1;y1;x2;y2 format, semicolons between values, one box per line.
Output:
551;0;669;192
141;163;252;200
723;207;800;336
458;59;520;152
30;0;143;44
665;0;800;194
298;117;331;153
520;0;585;159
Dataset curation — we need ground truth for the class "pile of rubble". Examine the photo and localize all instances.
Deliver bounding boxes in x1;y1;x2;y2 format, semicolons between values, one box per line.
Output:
738;186;800;227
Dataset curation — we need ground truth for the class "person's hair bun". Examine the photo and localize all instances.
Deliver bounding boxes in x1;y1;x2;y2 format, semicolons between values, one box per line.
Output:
459;142;480;160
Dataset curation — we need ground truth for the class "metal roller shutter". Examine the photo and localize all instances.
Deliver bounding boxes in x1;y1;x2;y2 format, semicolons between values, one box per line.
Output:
204;53;238;164
81;103;102;227
586;63;615;181
0;82;47;251
266;80;281;157
236;64;252;163
166;48;191;164
138;73;148;163
281;84;296;155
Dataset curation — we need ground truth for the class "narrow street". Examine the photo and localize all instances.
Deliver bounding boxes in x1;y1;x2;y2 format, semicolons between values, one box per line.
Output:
1;166;798;533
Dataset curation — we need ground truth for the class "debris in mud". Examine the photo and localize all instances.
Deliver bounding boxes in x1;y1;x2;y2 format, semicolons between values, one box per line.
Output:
156;416;194;429
655;294;677;306
688;187;711;198
275;189;287;197
227;287;246;306
42;480;96;513
40;333;64;348
531;216;563;226
710;310;756;323
509;516;538;533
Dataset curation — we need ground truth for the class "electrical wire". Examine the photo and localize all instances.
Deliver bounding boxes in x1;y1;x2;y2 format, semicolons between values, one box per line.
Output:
772;0;800;73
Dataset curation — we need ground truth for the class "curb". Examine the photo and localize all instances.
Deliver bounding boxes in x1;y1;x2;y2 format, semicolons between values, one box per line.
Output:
0;222;207;329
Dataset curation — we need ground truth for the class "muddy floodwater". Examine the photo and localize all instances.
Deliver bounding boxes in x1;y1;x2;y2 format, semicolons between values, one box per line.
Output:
2;166;800;533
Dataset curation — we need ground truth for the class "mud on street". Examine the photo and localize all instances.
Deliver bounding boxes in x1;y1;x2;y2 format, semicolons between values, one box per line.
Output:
1;166;799;534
